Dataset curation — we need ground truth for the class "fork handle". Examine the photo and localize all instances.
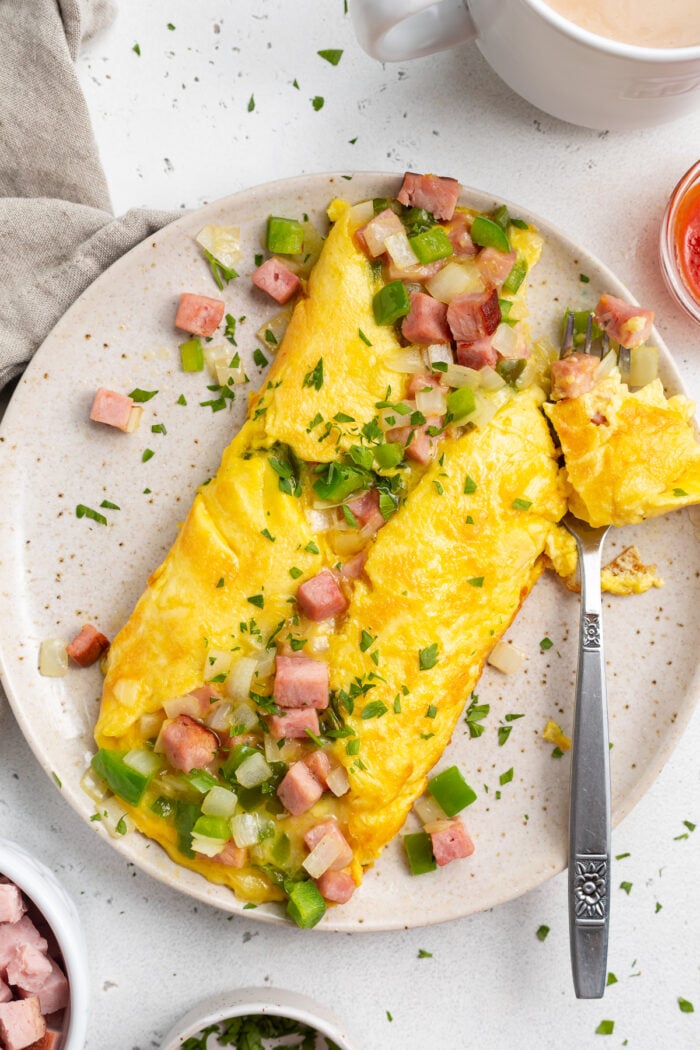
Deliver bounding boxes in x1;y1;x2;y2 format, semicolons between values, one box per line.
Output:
568;540;611;999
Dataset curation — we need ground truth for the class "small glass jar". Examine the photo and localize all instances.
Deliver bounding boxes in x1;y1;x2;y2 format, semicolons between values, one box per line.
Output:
659;159;700;325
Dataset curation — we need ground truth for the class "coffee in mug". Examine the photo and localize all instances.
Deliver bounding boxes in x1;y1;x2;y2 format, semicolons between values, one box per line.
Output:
542;0;700;50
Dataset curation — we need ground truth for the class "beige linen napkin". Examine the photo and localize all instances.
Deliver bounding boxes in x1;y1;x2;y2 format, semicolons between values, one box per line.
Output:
0;0;179;390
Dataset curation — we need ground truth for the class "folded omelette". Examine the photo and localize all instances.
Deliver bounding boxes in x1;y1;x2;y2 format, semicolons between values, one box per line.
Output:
92;178;700;925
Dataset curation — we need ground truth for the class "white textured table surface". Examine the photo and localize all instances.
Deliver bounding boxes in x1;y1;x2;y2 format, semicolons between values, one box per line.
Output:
2;3;700;1048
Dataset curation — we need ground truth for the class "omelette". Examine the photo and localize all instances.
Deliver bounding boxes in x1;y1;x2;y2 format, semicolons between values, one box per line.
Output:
91;173;700;925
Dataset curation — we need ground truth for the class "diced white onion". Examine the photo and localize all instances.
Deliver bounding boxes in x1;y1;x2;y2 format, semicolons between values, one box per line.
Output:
442;363;482;390
488;639;527;675
384;229;419;269
163;694;201;720
595;349;618;382
191;833;228;858
264;735;299;764
326;765;350;797
80;766;110;803
202;786;238;819
225;657;258;702
138;712;164;739
514;356;540;391
256;307;292;352
414;795;448;824
628;345;658;387
423;818;454;835
195;224;242;270
310;634;330;653
302;833;345;878
123;749;162;777
415;386;447;417
491;323;524;359
204;649;232;683
39;638;68;678
470;388;512;429
231;812;262;848
229;702;259;732
305;507;334;531
479;366;507;392
204;344;247;387
328;524;375;556
424;343;454;369
124;405;143;433
254;647;276;679
235;752;272;788
204;701;232;731
386;348;426;374
349;199;375;228
426;260;484;303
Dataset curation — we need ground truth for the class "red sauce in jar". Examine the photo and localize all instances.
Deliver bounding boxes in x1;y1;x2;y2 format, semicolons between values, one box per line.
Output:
674;181;700;301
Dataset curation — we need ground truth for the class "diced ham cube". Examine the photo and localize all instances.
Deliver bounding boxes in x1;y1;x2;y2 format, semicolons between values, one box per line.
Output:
89;388;134;431
315;869;356;904
303;749;331;787
6;945;52;995
397;172;460;221
0;884;25;924
444;214;477;257
406;372;442;399
401;292;451;344
594;294;654;348
211;841;248;869
550;353;600;400
340;550;368;579
304;819;353;869
296;570;348;622
429;818;475;866
455;337;498;370
25;1030;59;1050
273;655;329;710
346;489;384;534
66;624;110;668
161;714;218;773
277;761;324;816
267;707;320;741
175;292;225;337
447;288;501;343
0;979;11;1004
386;415;442;466
0;997;45;1050
252;257;301;304
358;208;405;258
476;247;516;287
27;960;68;1016
0;918;48;975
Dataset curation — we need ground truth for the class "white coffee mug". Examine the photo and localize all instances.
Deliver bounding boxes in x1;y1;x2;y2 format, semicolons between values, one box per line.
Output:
351;0;700;130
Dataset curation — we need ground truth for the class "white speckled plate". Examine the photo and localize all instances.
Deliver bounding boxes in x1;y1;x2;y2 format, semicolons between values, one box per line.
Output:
0;173;698;931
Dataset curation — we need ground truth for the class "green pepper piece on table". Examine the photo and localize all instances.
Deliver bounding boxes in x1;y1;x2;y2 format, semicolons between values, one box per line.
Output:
372;280;410;325
286;879;327;928
91;748;153;806
180;337;204;372
408;226;454;264
403;831;437;875
470;215;511;254
428;765;477;816
267;215;304;255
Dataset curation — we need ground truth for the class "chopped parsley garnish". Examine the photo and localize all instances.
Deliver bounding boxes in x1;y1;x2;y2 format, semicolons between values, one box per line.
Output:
615;852;631;860
499;767;514;785
142;448;155;462
361;700;388;719
260;528;275;542
264;328;278;345
151;423;166;435
247;94;255;112
289;567;303;579
176;394;187;405
360;630;376;652
318;48;343;65
580;273;591;283
358;328;372;346
311;95;325;111
498;725;512;747
536;925;550;941
464;474;477;494
619;881;632;895
100;500;120;510
128;388;158;402
465;693;489;737
595;1020;615;1035
247;594;264;609
467;576;484;588
539;636;554;651
678;997;695;1013
167;22;175;30
425;705;438;719
253;348;269;367
302;357;324;390
268;444;302;497
606;972;618;986
203;248;238;290
75;504;107;525
115;816;127;835
132;42;141;55
417;948;433;958
51;772;62;789
224;313;238;346
512;498;532;511
216;578;225;588
674;487;688;497
346;738;360;755
418;643;439;671
305;541;320;555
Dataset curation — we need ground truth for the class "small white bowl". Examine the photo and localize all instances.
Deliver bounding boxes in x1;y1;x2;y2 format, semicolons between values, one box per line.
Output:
0;837;90;1050
160;987;361;1050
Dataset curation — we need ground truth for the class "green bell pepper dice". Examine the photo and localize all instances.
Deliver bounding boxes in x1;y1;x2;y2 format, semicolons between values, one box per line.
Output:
180;337;204;372
428;765;477;817
502;256;528;295
267;216;304;255
408;226;454;264
446;385;476;422
404;831;437;875
372;280;410;325
91;748;152;806
470;215;511;254
286;880;327;928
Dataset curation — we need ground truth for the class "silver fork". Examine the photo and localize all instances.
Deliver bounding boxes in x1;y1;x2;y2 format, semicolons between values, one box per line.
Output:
560;310;612;999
